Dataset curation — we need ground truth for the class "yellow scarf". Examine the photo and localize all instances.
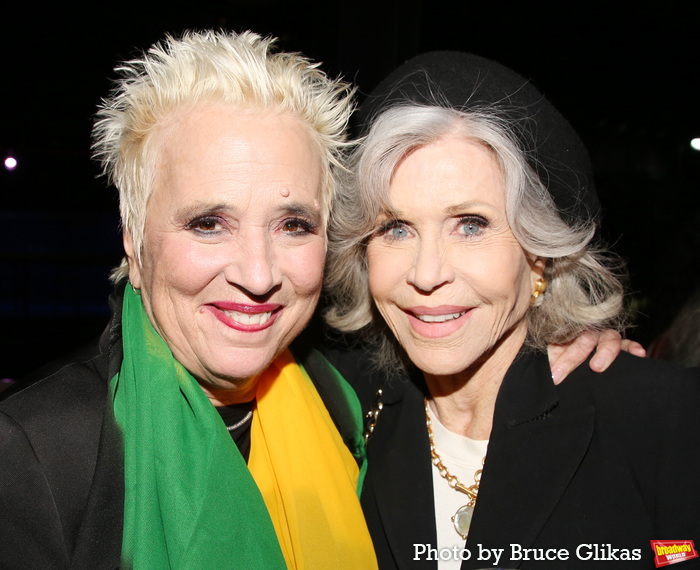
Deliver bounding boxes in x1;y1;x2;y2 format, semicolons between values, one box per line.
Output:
249;349;377;569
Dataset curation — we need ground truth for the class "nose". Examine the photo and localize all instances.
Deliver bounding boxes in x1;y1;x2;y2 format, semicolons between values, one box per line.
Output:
407;236;455;293
223;229;282;297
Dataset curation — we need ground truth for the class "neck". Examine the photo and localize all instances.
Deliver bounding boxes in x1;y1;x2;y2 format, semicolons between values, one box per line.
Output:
424;325;526;440
199;377;258;407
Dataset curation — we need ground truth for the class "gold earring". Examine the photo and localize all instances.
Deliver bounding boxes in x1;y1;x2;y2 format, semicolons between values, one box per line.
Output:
530;277;547;306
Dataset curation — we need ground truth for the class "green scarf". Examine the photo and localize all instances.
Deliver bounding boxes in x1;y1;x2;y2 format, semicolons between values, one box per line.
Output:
110;286;286;569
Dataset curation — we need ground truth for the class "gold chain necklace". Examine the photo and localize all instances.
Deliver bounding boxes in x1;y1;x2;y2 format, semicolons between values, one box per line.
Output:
424;398;484;540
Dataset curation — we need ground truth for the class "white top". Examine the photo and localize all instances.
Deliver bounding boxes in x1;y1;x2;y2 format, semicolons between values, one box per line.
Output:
428;404;489;570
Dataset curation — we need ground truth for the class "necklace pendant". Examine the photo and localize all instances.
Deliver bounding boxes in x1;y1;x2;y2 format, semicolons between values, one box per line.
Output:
452;504;474;539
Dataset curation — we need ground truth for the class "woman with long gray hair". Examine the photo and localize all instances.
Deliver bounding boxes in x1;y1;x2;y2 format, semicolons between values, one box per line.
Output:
325;52;700;569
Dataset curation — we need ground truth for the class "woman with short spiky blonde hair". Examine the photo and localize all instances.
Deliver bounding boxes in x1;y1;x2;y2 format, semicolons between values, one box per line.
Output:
0;30;377;570
93;30;354;281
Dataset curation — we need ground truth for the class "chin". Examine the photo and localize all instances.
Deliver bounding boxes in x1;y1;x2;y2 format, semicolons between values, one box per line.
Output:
198;368;259;398
419;363;468;377
200;352;277;388
407;351;472;378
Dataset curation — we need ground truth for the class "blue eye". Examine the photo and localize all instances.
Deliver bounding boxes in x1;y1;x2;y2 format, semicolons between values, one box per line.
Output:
374;219;412;241
460;222;480;235
457;216;487;237
390;226;410;239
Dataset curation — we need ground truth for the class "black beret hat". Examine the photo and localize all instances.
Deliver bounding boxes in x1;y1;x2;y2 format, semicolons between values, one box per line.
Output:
358;51;599;226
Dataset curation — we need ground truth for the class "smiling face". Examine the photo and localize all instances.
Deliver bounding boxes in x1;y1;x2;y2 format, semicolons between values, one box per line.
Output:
125;104;326;402
367;135;543;379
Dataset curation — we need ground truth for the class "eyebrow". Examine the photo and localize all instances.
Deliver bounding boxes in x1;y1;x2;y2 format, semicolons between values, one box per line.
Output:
379;200;488;220
173;202;229;225
376;203;402;219
278;203;322;222
172;200;322;224
445;201;489;216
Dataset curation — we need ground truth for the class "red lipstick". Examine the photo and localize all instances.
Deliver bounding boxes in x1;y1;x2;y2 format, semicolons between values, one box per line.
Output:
204;302;282;332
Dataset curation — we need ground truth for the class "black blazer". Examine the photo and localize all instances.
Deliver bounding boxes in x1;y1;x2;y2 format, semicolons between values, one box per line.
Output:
0;294;365;569
352;350;700;569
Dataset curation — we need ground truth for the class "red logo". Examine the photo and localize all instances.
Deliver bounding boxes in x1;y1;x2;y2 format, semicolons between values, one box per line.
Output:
651;540;699;567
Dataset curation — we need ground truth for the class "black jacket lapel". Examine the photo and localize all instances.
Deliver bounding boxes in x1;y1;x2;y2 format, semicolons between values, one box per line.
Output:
464;352;595;569
71;287;125;568
70;402;125;568
365;375;439;569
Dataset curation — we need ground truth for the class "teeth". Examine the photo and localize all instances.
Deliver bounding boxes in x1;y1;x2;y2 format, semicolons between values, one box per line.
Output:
416;311;466;323
224;310;272;325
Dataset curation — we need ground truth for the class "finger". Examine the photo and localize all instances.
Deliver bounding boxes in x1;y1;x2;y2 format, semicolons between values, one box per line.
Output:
621;339;647;357
548;331;598;384
589;329;623;372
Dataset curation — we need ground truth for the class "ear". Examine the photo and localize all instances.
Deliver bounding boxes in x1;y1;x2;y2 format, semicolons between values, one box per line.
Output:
123;231;142;290
530;256;547;286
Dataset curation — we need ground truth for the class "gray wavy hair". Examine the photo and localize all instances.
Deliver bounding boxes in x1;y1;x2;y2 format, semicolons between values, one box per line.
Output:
324;104;627;372
92;30;355;282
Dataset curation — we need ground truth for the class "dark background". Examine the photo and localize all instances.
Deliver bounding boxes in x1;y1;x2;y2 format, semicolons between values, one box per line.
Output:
1;0;699;380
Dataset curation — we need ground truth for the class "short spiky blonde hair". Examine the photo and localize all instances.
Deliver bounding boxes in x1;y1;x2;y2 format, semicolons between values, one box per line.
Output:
92;30;354;281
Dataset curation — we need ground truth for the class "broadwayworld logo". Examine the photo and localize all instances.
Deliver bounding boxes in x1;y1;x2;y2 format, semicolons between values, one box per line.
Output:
651;540;699;567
